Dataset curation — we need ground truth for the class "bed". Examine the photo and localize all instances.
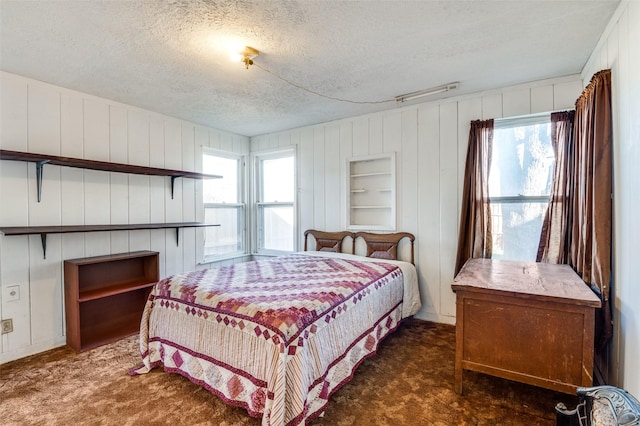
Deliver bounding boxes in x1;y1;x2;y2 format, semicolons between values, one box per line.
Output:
131;230;420;426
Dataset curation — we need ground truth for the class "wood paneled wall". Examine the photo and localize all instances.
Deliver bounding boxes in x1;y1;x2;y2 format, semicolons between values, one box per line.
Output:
581;0;640;394
252;75;583;325
0;71;249;362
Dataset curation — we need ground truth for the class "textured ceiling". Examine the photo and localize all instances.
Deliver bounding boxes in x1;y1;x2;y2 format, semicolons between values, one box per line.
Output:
0;0;619;137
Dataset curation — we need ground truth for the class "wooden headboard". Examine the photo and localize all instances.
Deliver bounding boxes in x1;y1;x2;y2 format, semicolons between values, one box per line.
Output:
303;230;354;253
355;231;415;264
303;230;415;264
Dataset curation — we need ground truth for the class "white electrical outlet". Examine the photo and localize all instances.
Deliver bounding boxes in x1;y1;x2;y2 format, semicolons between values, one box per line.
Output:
4;285;21;302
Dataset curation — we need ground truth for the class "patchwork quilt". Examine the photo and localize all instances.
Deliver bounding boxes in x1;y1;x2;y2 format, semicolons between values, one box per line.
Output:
131;252;420;426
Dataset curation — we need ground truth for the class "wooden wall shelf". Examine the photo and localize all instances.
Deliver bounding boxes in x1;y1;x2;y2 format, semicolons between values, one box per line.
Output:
0;149;222;201
0;222;220;258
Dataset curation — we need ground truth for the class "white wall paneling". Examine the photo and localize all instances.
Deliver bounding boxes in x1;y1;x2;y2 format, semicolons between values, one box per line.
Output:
531;85;554;114
324;126;340;231
0;237;31;352
400;110;418;235
253;74;583;325
1;72;28;152
553;80;583;111
417;104;441;318
109;106;128;164
28;233;63;345
502;88;531;117
0;162;29;226
28;83;60;155
580;0;640;395
312;128;326;231
481;93;503;120
110;230;129;255
0;72;249;363
438;101;459;320
61;94;84;158
338;123;353;231
83;99;109;161
298;128;314;248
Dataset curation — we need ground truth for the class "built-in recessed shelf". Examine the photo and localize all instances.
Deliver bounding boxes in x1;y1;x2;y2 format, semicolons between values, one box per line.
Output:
347;153;396;231
350;172;392;178
0;149;222;202
0;222;219;258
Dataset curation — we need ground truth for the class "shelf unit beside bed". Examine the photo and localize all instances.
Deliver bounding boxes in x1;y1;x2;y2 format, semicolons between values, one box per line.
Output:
63;250;159;352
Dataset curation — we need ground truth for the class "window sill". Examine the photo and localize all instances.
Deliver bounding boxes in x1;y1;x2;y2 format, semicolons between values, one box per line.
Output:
252;250;295;258
198;253;250;266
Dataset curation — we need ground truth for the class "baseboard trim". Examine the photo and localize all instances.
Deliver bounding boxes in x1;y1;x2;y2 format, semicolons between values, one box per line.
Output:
0;336;66;364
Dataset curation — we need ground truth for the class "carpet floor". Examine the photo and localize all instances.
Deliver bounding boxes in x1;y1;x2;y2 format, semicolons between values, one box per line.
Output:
0;318;578;425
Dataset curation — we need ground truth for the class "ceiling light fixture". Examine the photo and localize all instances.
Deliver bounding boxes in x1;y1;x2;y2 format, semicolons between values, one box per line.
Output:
234;46;454;106
233;46;259;69
395;82;459;103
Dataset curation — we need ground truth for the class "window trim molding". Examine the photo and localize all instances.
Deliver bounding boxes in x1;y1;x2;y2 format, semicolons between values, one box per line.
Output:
489;195;550;204
202;147;247;263
251;146;298;256
494;112;553;129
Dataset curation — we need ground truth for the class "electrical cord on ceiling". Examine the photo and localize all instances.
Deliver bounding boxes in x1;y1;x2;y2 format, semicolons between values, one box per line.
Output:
252;61;396;105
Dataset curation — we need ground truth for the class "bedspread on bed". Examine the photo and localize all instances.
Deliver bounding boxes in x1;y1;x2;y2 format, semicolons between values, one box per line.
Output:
131;253;417;426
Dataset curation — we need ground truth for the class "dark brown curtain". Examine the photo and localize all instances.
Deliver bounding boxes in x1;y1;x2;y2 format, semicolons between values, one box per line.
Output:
537;70;613;350
454;119;494;275
573;70;613;350
536;110;575;263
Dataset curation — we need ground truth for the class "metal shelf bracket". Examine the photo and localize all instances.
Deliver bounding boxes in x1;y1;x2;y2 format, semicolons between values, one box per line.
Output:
36;160;51;202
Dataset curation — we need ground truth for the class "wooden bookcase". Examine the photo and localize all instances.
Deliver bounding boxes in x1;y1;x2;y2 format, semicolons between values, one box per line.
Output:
64;250;159;352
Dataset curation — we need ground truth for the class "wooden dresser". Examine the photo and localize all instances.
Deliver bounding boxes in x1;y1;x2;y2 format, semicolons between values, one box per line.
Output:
452;258;601;394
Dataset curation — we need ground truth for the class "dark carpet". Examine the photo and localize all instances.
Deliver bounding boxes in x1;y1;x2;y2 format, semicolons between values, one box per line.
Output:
0;319;577;425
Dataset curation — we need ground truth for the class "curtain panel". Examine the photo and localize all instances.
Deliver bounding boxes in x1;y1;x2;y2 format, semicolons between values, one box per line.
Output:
537;70;613;349
572;70;613;348
454;119;494;275
537;110;575;264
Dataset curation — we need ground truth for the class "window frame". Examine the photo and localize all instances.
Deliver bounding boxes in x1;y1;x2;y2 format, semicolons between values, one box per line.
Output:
202;148;247;262
252;147;297;256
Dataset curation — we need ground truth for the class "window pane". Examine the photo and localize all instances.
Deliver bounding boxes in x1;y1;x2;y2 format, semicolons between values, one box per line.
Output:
204;206;243;257
260;205;294;251
262;156;294;202
491;201;546;261
489;117;554;262
489;123;554;197
203;154;238;203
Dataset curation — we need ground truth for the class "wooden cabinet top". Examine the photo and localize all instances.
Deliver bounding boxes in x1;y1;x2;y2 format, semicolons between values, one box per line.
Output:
63;250;158;265
452;258;601;308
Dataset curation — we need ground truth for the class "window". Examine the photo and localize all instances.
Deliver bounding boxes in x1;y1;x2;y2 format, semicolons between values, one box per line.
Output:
254;149;296;253
203;150;245;260
489;115;554;261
